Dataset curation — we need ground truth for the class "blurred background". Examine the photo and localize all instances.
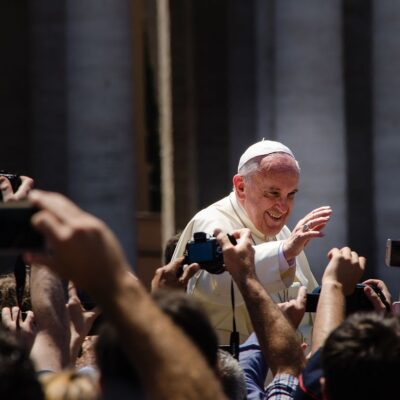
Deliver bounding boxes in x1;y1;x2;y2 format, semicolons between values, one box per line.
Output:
1;0;400;296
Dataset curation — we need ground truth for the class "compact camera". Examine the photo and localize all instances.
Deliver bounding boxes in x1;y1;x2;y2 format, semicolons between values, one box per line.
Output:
0;171;22;196
385;239;400;267
306;283;388;314
184;232;225;274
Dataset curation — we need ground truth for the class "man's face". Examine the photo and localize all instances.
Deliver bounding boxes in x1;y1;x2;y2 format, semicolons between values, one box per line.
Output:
234;154;299;237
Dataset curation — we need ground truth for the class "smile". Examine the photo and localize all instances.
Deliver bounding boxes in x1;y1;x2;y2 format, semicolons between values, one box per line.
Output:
266;211;285;220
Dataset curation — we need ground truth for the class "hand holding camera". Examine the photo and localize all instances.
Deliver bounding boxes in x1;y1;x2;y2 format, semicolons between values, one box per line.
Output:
305;283;390;314
184;231;239;275
0;171;34;203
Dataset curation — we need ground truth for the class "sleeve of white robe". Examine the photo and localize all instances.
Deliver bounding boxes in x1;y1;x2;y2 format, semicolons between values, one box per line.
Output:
186;241;293;306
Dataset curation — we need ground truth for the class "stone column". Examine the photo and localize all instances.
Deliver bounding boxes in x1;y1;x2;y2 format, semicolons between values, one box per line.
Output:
274;1;346;282
66;0;136;263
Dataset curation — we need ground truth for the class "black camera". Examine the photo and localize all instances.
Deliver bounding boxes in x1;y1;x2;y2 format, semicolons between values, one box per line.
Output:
184;232;225;274
0;202;44;254
385;239;400;267
306;283;388;314
0;171;22;195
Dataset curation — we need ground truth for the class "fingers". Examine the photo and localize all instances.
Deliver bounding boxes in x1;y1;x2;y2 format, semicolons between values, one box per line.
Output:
363;285;386;312
180;263;201;285
87;306;102;319
307;206;332;216
362;279;392;303
296;286;307;308
1;307;28;330
1;307;13;329
29;190;83;222
327;247;340;259
11;306;20;321
0;176;14;202
358;256;366;272
22;310;35;327
30;209;66;244
341;247;352;259
300;206;332;225
68;281;78;298
13;176;34;201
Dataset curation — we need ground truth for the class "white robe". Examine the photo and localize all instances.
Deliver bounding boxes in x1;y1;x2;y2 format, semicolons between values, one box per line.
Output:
172;192;318;345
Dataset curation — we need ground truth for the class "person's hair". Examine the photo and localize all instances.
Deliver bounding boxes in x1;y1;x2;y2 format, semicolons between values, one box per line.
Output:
0;325;44;399
152;289;219;369
41;369;99;400
164;231;182;264
96;290;218;395
322;312;400;400
95;322;139;385
238;153;300;180
217;349;247;400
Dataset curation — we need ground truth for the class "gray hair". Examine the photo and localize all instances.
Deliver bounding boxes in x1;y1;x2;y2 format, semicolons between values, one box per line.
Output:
217;349;247;400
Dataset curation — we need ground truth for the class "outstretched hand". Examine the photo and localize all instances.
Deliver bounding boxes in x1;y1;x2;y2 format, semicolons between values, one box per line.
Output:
282;206;332;261
151;257;200;292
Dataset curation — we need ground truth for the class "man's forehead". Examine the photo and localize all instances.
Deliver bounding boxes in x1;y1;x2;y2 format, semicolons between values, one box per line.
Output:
252;166;299;190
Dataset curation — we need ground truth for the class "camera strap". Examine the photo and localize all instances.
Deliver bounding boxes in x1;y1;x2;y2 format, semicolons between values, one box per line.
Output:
229;279;240;360
13;255;26;330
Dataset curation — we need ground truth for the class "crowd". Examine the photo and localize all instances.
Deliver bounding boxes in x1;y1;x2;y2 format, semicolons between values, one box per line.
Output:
0;139;399;400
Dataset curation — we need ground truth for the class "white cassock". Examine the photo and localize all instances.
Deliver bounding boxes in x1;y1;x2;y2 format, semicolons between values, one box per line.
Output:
171;192;318;346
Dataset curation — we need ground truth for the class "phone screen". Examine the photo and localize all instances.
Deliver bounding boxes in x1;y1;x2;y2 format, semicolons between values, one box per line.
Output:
0;202;44;254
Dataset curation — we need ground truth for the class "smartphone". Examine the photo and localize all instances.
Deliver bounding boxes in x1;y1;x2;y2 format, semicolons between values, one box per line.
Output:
0;202;44;254
385;239;400;267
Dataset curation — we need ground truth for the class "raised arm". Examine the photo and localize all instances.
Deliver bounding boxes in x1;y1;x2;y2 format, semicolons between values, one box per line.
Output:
26;190;226;400
29;263;71;371
216;228;305;377
311;247;366;354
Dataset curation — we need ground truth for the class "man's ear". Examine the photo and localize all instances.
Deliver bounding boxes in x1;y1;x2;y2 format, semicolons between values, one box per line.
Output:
233;175;245;200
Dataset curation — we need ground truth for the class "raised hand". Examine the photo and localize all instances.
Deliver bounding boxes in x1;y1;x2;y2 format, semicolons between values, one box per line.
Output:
282;206;332;261
1;306;37;352
322;247;366;295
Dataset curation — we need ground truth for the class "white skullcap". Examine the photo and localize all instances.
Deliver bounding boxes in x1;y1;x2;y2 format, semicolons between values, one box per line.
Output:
238;139;295;172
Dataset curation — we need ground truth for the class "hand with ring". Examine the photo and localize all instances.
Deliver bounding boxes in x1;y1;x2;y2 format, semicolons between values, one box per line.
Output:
283;206;333;261
302;223;310;232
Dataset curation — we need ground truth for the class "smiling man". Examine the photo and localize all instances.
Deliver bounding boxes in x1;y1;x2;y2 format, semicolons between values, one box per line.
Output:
171;140;332;344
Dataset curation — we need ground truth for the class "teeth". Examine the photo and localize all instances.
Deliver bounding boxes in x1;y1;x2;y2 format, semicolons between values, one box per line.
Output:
267;211;283;219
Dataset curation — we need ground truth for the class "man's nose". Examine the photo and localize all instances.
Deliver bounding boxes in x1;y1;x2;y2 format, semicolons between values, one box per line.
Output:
275;198;288;212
